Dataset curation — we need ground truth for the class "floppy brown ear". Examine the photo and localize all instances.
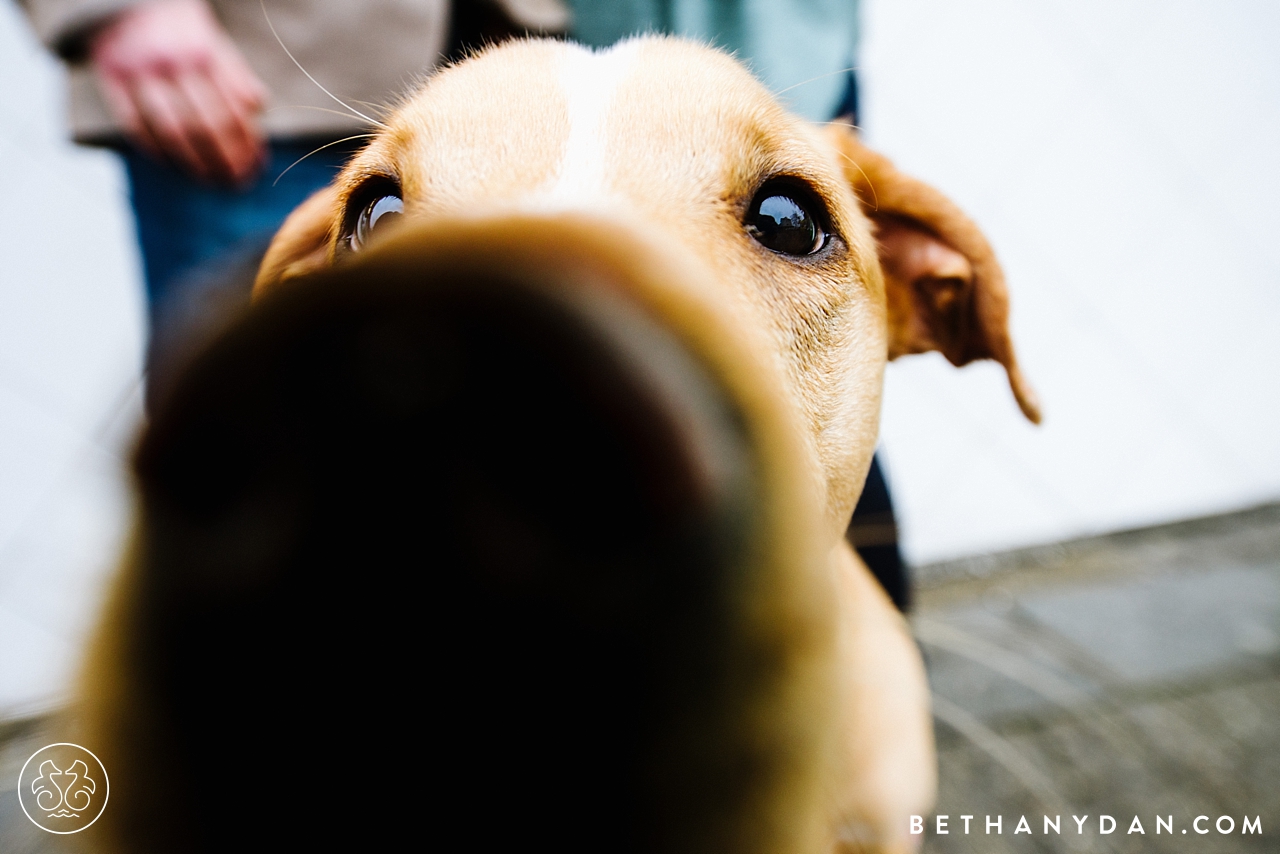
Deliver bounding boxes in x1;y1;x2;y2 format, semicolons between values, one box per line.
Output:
253;184;342;296
824;124;1041;423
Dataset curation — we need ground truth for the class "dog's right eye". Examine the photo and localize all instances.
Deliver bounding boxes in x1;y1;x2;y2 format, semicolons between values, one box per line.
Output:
346;191;404;252
745;181;828;257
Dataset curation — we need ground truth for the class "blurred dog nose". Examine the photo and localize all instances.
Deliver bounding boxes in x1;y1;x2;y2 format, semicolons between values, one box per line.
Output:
117;213;831;852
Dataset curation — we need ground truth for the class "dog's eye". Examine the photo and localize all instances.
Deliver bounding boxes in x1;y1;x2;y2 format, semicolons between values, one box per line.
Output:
348;193;404;252
745;185;826;256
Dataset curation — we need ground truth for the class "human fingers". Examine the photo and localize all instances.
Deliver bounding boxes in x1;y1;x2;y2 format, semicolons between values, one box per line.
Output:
96;71;163;159
130;74;213;181
173;69;264;185
208;46;269;169
214;40;269;114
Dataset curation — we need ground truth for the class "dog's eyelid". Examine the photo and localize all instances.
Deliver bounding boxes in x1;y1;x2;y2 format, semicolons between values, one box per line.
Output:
340;174;405;255
344;173;403;208
753;173;833;217
743;175;839;258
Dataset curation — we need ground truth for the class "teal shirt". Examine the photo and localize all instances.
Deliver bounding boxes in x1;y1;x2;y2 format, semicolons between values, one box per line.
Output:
564;0;860;121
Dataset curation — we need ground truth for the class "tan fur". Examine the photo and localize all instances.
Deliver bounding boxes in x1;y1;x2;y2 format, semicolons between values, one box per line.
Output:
250;36;1036;852
84;214;842;854
823;127;1041;423
80;36;1035;854
254;183;342;288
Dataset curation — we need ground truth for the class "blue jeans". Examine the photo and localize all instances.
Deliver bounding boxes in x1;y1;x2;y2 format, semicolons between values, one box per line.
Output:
122;139;359;405
122;139;357;327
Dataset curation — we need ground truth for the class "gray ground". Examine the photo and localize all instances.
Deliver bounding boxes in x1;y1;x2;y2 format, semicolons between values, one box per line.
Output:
2;505;1276;852
0;718;73;854
915;503;1280;853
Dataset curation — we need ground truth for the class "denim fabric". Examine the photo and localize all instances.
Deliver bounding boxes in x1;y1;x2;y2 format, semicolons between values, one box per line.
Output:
122;139;357;323
565;0;859;121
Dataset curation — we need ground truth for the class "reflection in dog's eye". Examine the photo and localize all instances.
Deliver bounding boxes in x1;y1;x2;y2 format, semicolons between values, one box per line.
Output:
745;187;825;257
349;194;404;252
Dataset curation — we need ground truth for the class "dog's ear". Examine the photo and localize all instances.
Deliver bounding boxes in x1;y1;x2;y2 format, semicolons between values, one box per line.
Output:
824;124;1041;423
253;184;342;295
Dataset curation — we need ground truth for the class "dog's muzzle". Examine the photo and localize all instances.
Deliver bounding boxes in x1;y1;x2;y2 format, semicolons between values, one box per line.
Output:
117;215;836;853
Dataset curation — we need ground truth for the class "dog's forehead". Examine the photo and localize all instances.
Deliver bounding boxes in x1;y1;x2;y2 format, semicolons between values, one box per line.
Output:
367;37;840;215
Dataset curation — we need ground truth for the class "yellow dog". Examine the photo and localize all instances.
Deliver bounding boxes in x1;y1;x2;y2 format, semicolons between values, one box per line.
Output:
76;37;1037;854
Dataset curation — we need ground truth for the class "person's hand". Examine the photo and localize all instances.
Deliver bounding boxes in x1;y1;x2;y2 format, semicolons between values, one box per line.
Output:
89;0;268;185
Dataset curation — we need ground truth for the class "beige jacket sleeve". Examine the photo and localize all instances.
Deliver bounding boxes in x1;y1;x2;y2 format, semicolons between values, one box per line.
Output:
19;0;142;58
17;0;458;142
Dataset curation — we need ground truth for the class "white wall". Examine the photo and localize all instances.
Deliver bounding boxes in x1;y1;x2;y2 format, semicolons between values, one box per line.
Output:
861;0;1280;564
0;2;144;719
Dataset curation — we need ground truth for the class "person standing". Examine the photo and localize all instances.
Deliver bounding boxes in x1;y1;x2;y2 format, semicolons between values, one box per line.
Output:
17;0;565;389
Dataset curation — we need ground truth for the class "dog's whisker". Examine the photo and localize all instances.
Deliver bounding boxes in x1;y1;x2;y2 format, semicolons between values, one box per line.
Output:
272;134;377;186
346;97;394;115
930;696;1073;818
814;118;864;129
264;105;389;124
776;65;861;96
260;0;388;129
832;148;879;211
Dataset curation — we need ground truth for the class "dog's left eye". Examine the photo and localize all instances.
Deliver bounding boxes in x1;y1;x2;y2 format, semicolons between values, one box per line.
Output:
347;192;404;252
745;184;827;257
